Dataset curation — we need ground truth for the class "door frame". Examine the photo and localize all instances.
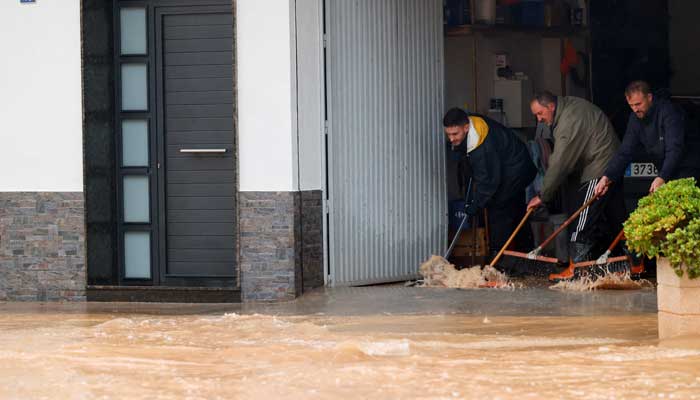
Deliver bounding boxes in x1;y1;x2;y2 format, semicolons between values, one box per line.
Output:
292;0;331;287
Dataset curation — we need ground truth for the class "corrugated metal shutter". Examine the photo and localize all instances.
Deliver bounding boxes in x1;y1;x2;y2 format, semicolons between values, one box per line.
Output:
326;0;446;286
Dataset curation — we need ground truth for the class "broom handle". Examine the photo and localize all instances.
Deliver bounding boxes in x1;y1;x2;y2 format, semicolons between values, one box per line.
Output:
607;229;625;252
489;207;535;266
587;228;626;266
574;228;626;267
444;177;473;259
538;194;599;250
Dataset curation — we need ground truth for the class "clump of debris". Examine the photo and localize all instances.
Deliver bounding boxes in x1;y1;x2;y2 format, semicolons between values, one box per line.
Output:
416;255;515;289
549;269;654;291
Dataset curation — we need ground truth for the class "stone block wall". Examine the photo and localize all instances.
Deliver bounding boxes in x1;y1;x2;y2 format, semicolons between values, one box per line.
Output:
239;192;302;301
239;191;324;302
0;193;86;301
0;189;321;302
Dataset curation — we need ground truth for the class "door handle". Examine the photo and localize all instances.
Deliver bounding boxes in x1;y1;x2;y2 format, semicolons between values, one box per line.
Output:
179;148;227;154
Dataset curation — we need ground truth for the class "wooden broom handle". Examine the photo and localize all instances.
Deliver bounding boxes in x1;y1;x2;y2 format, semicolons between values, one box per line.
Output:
539;194;599;250
489;207;535;266
607;228;626;252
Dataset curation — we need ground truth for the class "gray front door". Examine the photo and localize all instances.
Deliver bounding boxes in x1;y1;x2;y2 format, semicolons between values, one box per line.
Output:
155;6;236;287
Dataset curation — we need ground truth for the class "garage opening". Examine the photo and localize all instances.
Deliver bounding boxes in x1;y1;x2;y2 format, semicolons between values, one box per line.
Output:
317;0;697;286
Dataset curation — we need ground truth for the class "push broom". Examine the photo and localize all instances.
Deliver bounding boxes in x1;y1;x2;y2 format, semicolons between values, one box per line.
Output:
501;194;600;276
473;207;536;287
549;228;645;282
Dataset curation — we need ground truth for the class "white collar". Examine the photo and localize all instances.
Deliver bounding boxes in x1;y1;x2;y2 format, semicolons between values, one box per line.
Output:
466;118;479;153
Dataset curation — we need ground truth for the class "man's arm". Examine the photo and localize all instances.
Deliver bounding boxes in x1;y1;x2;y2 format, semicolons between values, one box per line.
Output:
658;102;686;182
604;117;642;181
595;118;643;196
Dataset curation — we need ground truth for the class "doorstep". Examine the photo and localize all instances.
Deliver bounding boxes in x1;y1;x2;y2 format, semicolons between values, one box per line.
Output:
87;285;241;303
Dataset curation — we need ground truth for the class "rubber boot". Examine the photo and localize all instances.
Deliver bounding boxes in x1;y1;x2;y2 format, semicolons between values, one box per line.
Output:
548;259;577;282
548;242;593;282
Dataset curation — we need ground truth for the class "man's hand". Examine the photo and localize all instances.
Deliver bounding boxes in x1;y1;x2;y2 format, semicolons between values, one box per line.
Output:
594;176;612;197
527;195;543;211
649;177;666;193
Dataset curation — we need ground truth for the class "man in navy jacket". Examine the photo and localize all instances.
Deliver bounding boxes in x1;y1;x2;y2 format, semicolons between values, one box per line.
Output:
594;81;700;197
443;108;537;260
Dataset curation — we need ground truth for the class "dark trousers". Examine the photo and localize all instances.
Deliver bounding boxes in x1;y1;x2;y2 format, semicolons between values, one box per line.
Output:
486;192;532;257
566;177;627;261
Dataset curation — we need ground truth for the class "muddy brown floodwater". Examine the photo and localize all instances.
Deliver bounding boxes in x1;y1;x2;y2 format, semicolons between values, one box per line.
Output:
1;303;700;399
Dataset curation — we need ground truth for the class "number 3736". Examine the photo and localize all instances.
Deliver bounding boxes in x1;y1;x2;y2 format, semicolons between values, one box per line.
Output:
630;163;658;177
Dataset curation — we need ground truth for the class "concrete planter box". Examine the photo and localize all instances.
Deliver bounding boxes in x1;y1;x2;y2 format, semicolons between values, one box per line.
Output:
657;257;700;339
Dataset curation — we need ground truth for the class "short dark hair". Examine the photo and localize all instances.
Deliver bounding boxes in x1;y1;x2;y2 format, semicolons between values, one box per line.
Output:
443;108;469;127
532;91;557;107
625;80;652;97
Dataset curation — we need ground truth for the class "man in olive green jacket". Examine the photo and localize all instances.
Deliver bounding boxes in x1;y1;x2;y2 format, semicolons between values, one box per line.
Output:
527;91;626;262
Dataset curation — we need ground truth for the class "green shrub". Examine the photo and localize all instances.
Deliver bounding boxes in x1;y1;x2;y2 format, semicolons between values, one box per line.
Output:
624;178;700;279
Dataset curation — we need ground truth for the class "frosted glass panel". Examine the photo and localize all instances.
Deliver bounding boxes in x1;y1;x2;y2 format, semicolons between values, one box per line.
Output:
122;120;149;166
123;175;150;222
120;8;147;55
124;232;151;279
121;64;148;111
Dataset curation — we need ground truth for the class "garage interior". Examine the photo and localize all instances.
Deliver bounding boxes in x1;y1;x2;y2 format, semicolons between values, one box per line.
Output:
441;0;700;269
318;0;700;285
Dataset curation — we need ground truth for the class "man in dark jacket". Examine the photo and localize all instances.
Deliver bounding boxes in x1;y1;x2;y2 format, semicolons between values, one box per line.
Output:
594;81;700;197
527;92;625;262
443;108;537;259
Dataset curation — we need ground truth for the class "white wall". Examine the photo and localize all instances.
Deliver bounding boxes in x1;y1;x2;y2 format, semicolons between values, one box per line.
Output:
445;33;553;116
295;0;324;191
444;36;475;111
237;0;298;192
0;1;83;192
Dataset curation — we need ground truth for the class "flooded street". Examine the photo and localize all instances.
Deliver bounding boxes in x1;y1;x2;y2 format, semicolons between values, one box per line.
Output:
1;288;699;399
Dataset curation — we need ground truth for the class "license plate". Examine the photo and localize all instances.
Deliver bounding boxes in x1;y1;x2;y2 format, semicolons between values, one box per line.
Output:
625;163;658;177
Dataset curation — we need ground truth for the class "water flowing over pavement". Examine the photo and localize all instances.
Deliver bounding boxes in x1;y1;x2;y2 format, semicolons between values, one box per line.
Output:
1;287;699;399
